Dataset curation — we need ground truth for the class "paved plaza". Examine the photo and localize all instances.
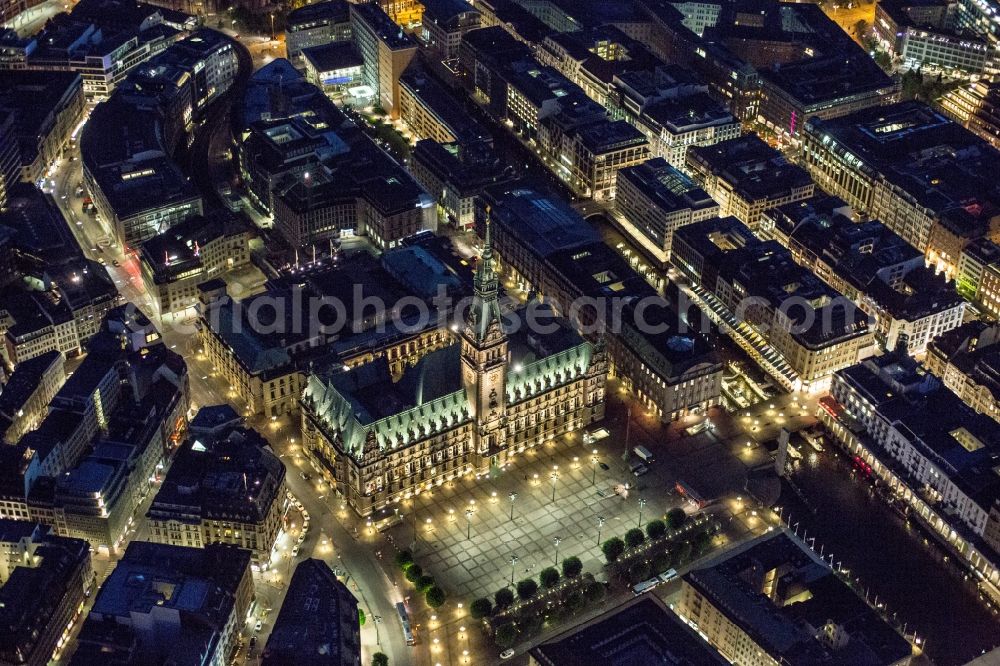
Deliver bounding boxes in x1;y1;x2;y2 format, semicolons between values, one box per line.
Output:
382;384;813;604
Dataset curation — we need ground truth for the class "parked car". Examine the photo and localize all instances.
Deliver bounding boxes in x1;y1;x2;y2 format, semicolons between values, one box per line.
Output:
500;649;515;660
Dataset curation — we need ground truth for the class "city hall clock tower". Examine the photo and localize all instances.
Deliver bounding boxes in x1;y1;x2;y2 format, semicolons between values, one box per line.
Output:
460;209;509;468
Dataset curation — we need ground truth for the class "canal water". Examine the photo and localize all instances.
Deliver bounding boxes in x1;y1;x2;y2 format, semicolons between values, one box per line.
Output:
779;450;1000;665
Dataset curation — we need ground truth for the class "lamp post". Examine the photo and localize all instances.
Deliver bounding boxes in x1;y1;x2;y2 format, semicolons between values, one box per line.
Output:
550;466;559;502
638;498;646;528
510;554;518;584
269;12;275;40
596;516;605;546
591;449;599;485
509;492;517;521
465;508;473;540
553;536;561;567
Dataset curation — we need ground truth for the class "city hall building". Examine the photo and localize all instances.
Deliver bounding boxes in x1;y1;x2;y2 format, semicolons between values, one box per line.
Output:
300;221;607;516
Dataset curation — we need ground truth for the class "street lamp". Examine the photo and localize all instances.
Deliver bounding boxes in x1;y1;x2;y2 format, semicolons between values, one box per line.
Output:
638;498;646;528
269;12;275;40
596;516;605;546
509;492;517;521
510;554;518;584
591;448;599;485
465;508;474;540
550;466;559;502
553;536;561;567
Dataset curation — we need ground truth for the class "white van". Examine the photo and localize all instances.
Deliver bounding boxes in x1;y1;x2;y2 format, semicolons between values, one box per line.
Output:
634;446;655;463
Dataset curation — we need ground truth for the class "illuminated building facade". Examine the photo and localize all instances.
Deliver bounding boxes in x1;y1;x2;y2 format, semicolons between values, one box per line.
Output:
300;222;607;516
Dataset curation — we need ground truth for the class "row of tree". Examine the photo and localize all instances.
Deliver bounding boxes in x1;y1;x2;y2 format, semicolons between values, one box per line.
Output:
395;550;446;608
601;507;688;563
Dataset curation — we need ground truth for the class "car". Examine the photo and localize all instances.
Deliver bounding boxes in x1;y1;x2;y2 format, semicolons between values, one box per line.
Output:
112;260;120;267
254;620;262;632
292;545;300;556
249;636;257;648
97;257;106;266
500;649;516;660
299;471;310;480
598;462;610;471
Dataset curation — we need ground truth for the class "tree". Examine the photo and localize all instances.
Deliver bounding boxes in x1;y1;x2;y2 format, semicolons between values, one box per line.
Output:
417;575;436;593
494;587;515;609
516;579;538;600
629;560;651;583
495;622;519;648
395;550;414;571
625;528;646;548
425;585;446;608
602;537;626;563
470;597;493;619
646;519;667;540
539;567;560;589
666;508;687;530
561;556;583;579
565;591;585;613
404;564;423;583
372;653;389;666
583;580;605;602
652;551;674;574
358;608;366;626
853;19;868;36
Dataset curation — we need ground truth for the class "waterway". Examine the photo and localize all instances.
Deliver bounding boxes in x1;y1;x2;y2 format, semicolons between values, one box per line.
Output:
779;449;1000;665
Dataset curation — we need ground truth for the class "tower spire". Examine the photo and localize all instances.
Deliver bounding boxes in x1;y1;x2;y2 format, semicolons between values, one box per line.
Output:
466;207;503;343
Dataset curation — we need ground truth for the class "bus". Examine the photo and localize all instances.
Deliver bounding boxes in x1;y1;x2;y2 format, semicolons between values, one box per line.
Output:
657;568;678;584
632;577;660;596
396;602;415;646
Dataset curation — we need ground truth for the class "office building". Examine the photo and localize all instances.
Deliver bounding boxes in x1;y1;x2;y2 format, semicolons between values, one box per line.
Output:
0;350;65;444
138;212;252;317
0;110;18;211
940;78;1000;150
419;0;481;60
302;41;364;96
262;559;361;665
873;0;991;76
530;595;726;665
238;60;433;248
803;102;1000;268
634;92;741;170
479;183;723;421
677;531;913;665
147;419;286;565
687;135;815;231
0;521;92;666
350;2;417;118
408;139;515;229
957;237;1000;318
614;157;719;266
0;71;86;184
286;0;352;60
73;542;253;665
926;322;1000;424
772;203;966;355
820;353;1000;596
200;252;456;419
673;216;873;392
399;65;490;145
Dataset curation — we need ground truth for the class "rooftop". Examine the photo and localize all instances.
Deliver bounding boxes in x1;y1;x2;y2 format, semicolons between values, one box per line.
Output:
287;0;350;29
399;65;490;145
617;157;717;214
685;531;912;665
262;559;360;665
148;426;285;526
531;595;726;665
688;134;814;201
805;101;1000;218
